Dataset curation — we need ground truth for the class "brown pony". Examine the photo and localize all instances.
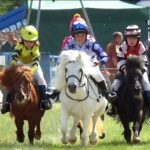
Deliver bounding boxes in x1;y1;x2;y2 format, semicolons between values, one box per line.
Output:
0;65;45;144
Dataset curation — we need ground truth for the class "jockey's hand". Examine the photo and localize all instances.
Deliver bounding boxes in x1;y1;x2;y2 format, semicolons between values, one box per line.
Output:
94;61;100;66
11;60;17;65
31;66;37;74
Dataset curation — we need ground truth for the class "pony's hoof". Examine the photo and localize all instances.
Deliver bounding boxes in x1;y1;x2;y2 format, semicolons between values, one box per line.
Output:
69;138;77;144
90;140;97;145
133;137;140;144
17;137;24;143
99;132;105;139
61;138;68;144
34;134;41;140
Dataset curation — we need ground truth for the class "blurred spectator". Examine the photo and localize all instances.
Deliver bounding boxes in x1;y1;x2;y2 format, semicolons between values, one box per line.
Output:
1;32;18;52
0;32;5;49
145;38;150;59
144;38;150;77
106;32;123;81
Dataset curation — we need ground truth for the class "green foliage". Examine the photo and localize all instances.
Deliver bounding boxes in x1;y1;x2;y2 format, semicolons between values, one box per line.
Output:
0;0;26;15
0;103;150;149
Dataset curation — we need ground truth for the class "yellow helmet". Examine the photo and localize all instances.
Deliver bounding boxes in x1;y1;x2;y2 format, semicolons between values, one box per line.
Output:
20;25;38;41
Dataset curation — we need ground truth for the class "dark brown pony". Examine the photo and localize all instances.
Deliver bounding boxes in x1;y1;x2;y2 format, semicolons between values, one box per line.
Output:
116;55;148;143
0;65;45;144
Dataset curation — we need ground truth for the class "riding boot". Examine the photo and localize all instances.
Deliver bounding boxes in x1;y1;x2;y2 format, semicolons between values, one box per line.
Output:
97;81;117;103
107;102;117;117
1;92;12;114
38;85;52;110
49;89;60;101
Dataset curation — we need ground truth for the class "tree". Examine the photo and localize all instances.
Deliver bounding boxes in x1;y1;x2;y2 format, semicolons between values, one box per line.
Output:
0;0;26;15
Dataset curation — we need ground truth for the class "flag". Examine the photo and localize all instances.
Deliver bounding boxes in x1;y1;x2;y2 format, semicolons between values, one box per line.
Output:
0;4;27;32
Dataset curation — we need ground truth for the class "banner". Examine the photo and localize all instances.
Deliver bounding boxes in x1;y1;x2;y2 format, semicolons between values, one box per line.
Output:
0;4;27;32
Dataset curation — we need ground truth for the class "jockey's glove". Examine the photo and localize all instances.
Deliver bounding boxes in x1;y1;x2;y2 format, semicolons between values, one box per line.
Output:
11;60;17;65
31;65;38;74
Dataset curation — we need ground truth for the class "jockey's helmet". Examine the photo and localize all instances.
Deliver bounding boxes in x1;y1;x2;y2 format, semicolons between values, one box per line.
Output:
124;25;141;38
70;13;89;35
20;25;38;41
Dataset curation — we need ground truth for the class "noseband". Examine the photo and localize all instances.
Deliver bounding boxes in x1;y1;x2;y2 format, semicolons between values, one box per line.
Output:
65;67;86;88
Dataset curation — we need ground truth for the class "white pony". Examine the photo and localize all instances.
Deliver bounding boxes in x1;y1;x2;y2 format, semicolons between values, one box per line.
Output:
55;50;108;146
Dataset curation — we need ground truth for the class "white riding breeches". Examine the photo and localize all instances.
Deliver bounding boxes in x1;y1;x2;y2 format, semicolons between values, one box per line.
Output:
17;61;47;86
112;72;150;92
91;65;105;82
142;72;150;91
112;79;122;92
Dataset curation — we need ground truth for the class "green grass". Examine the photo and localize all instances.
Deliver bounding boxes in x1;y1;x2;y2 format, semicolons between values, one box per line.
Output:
0;103;150;150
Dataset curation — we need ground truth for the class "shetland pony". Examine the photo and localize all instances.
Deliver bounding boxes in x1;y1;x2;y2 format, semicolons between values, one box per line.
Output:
55;50;108;146
116;55;147;143
0;65;45;144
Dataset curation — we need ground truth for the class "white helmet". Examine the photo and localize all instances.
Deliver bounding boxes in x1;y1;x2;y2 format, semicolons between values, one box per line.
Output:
124;25;141;38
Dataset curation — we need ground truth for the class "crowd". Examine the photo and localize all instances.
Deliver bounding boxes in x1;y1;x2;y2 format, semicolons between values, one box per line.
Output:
1;13;150;118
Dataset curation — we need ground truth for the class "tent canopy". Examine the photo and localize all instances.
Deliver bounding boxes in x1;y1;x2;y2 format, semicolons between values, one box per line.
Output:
29;0;149;54
30;0;146;10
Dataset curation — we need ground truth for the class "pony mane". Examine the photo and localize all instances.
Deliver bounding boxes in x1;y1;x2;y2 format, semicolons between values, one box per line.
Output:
0;65;33;90
126;55;144;71
55;50;94;90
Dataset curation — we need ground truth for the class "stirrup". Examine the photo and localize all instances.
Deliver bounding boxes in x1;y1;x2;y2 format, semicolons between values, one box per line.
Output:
40;99;52;111
108;92;117;103
107;106;117;117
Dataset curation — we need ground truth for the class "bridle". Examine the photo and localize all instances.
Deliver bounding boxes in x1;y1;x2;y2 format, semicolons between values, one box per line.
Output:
65;61;99;101
14;71;32;103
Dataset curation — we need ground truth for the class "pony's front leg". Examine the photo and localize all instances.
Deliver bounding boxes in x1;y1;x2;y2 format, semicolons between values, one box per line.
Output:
15;118;25;143
69;119;79;144
34;118;42;140
89;115;99;145
80;118;91;146
132;121;141;143
61;108;69;144
28;120;36;144
132;108;143;143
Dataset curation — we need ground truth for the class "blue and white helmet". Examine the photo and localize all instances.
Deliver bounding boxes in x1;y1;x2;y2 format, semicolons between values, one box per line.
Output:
70;13;89;34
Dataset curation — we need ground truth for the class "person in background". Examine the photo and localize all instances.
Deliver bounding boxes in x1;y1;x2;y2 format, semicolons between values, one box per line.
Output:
108;24;150;117
0;32;5;49
49;13;116;102
144;38;150;78
106;32;123;81
1;25;52;114
1;32;18;52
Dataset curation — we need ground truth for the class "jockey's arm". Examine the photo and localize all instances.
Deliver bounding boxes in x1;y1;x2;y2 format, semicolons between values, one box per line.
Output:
11;49;20;65
92;42;108;65
11;43;23;65
31;55;40;74
117;47;127;74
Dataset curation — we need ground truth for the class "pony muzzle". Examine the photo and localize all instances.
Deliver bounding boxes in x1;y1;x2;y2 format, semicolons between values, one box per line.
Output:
68;83;77;94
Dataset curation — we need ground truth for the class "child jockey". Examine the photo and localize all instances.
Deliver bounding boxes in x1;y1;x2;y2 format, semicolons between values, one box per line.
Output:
108;24;150;117
49;13;116;102
1;25;52;114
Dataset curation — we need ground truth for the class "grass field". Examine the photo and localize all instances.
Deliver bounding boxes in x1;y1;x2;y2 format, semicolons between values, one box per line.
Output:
0;102;150;150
